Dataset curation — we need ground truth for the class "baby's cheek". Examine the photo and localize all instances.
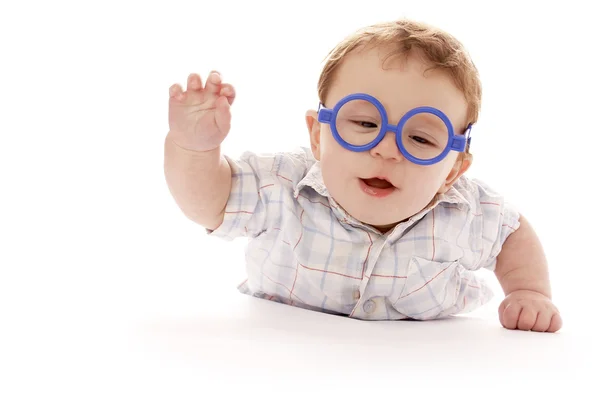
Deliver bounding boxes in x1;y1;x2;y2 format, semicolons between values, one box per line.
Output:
321;163;345;192
403;173;440;208
321;149;351;176
321;162;354;202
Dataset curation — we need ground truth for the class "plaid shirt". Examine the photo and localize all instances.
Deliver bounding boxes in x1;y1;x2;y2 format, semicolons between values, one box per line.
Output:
207;147;520;320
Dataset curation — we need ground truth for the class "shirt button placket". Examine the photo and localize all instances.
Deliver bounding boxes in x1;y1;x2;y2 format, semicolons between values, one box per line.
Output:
363;299;376;314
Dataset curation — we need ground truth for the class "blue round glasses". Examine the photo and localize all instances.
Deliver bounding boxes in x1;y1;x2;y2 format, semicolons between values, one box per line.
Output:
317;93;472;165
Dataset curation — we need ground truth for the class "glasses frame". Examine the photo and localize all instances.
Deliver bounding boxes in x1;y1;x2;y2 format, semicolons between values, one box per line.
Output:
317;93;472;165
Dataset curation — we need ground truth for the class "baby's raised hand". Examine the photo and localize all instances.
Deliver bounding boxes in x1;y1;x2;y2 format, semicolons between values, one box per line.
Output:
498;290;562;333
168;71;236;152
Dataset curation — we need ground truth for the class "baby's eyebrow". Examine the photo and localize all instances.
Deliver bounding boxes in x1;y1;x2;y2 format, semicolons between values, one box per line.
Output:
342;105;381;114
403;112;449;128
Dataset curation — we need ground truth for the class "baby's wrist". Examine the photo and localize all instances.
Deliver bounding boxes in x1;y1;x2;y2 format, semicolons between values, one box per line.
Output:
166;132;221;155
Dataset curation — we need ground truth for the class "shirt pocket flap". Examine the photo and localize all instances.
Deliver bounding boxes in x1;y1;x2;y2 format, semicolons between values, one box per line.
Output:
392;256;461;320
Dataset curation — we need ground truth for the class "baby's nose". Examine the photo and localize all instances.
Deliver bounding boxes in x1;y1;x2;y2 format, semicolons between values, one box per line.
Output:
369;132;404;162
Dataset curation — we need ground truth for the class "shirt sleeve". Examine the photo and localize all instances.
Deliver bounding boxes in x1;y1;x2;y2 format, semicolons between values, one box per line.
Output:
205;151;276;241
461;178;522;272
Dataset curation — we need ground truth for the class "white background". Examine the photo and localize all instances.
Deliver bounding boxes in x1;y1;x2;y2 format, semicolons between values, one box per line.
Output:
1;0;599;398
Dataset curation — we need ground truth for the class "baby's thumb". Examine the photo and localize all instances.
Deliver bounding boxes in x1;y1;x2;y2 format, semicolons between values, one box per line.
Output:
214;96;232;135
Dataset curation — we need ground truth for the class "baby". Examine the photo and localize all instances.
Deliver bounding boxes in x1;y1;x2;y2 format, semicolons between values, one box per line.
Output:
164;19;562;332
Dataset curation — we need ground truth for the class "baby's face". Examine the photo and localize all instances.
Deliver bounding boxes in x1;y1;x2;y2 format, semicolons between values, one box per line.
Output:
306;46;471;232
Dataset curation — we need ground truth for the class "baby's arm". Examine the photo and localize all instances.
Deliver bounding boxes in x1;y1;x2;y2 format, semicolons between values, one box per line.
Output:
164;138;231;230
495;215;551;297
164;72;235;230
494;215;562;332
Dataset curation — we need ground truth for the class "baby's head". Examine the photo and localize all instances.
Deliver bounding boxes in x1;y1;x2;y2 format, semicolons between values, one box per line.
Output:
305;19;481;232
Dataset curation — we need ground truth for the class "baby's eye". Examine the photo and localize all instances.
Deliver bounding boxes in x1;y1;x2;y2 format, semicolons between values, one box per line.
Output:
410;135;433;145
352;120;378;129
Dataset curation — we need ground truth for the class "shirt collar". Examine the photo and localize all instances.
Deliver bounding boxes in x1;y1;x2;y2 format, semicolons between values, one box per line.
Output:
294;160;330;198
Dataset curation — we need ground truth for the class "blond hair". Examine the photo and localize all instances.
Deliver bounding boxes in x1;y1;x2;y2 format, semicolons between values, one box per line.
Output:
318;19;482;134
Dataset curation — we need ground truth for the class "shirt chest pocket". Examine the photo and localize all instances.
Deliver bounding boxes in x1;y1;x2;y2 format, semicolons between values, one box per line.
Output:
392;256;461;320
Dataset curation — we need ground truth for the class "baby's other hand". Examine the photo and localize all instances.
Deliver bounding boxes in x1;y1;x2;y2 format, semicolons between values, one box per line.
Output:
168;71;236;152
498;290;562;333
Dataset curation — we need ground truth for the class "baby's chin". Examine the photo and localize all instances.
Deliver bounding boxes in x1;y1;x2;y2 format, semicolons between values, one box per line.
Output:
369;221;402;234
341;203;410;230
360;215;407;232
326;182;426;229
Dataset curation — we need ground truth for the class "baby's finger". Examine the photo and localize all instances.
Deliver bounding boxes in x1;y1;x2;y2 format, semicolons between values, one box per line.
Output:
169;83;184;101
501;303;522;330
204;71;222;95
548;313;563;333
214;96;232;134
187;73;203;91
219;83;236;105
517;307;537;331
531;310;552;332
498;300;508;320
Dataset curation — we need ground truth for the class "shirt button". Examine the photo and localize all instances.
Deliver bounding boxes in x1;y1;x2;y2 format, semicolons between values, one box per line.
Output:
363;299;376;313
353;289;361;300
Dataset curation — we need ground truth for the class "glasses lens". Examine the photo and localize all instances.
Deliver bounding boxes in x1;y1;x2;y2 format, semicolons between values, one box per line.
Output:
335;99;382;146
401;112;449;160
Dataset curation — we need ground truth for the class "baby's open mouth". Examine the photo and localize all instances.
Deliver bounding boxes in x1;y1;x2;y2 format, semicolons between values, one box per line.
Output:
361;178;394;189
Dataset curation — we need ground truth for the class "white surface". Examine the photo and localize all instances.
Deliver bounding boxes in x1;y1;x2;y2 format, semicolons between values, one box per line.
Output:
1;284;597;398
1;0;599;398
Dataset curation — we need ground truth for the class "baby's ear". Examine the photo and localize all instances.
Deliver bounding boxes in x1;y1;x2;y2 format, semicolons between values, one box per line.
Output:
438;152;473;193
305;110;321;161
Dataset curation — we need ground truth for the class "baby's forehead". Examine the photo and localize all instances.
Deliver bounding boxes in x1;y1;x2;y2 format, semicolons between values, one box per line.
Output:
328;48;468;124
334;47;451;90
